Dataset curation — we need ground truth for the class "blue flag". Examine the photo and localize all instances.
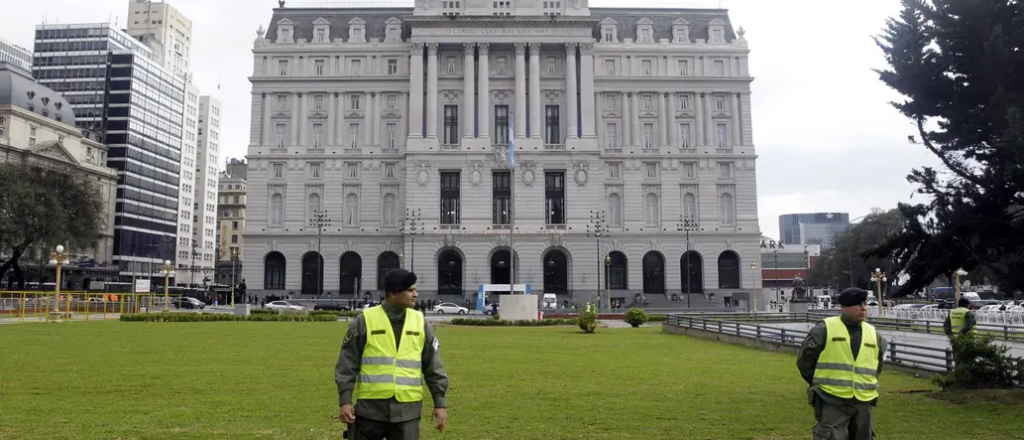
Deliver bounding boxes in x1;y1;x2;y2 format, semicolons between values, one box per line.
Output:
508;112;515;169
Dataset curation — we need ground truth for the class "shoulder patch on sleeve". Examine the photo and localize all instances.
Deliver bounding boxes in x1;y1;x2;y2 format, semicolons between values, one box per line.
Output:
343;330;354;345
432;337;439;351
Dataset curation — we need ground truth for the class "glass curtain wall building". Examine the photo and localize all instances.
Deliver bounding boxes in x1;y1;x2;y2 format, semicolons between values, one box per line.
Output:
33;23;185;279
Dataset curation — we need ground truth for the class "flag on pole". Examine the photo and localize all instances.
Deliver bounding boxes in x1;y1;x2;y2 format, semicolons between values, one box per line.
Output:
508;113;515;169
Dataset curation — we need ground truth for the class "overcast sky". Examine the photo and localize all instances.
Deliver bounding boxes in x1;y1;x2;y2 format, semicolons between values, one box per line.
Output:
0;0;941;238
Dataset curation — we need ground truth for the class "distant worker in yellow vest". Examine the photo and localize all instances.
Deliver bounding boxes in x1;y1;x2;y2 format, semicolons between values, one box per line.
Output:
797;287;888;440
335;268;449;439
943;297;977;339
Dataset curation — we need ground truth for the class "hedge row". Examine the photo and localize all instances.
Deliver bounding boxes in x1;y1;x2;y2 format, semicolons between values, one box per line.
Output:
249;309;361;317
120;313;339;322
448;318;579;326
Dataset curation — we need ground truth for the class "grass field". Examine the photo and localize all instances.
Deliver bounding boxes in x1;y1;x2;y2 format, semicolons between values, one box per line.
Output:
1;322;1021;440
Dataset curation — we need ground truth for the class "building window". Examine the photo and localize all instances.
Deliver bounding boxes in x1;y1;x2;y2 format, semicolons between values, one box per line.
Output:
719;162;733;178
604;123;618;149
440;172;461;225
313;94;324;110
382;194;397;226
545;171;565;225
492;171;510;224
385;123;397;149
604;59;615;76
546;56;556;74
384;163;396;179
312;123;323;148
544;105;560;145
314;59;325;76
713;60;725;76
275;123;286;147
682;162;696;178
604;93;617;110
644;193;660;227
232;221;239;230
494;105;509;144
677;59;689;76
679;123;692;148
645;162;658;179
345;194;360;226
683;193;697;219
641;94;654;111
497;57;507;75
642;123;655;149
276;95;288;110
270;193;284;226
349;94;361;110
720;193;734;226
350;59;362;75
641;59;652;76
716;95;726;111
386;94;397;110
272;163;284;178
608;162;621;179
346;163;359;179
716;123;728;148
387;59;398;75
316;28;326;43
679;94;690;110
608;193;622;226
347;123;360;148
446;55;457;74
443;105;459;144
602;29;614;42
278;60;288;76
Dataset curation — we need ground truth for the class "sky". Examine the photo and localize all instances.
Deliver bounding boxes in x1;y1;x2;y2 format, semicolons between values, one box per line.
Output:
0;0;942;238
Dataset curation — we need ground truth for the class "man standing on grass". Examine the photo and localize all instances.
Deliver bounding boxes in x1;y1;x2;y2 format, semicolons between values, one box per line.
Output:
943;297;977;339
335;268;449;439
797;287;887;440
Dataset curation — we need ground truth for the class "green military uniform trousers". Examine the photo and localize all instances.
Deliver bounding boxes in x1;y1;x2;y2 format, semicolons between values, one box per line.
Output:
349;416;420;440
812;392;874;440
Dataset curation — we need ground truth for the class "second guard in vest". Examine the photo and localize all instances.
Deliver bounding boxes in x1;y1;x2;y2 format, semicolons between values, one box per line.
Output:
335;268;449;440
797;287;888;440
943;297;977;339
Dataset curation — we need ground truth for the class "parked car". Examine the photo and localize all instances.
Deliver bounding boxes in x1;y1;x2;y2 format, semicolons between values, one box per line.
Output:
266;300;306;311
484;303;499;316
174;297;205;310
433;302;468;315
314;302;351;311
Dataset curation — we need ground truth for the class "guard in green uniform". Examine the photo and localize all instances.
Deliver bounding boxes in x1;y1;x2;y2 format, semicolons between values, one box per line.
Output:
943;297;977;339
797;288;888;440
335;268;449;440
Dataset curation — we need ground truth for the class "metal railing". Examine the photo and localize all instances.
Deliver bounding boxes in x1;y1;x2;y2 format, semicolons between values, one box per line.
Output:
871;307;1024;325
807;311;1024;343
665;314;957;374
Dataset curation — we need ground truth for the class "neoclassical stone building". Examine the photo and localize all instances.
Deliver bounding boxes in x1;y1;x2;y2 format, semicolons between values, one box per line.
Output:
243;0;762;304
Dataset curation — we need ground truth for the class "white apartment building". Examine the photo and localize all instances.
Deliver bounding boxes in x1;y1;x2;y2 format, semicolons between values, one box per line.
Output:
243;1;762;304
0;38;33;71
192;96;222;275
176;83;200;274
126;0;193;78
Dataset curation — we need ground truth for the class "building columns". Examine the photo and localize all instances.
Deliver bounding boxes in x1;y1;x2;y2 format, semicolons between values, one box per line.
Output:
528;43;541;140
291;93;300;146
477;43;490;141
514;43;527;140
631;91;640;147
704;91;714;147
565;43;578;139
659;92;669;147
298;93;307;146
731;92;741;147
327;92;336;146
262;93;271;146
463;43;476;139
426;43;439;139
579;43;596;139
695;93;705;146
622;92;632;146
408;43;424;138
667;93;678;148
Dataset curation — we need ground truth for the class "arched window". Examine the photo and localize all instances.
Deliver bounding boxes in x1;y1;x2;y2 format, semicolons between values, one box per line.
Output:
382;194;397;226
270;193;284;226
644;193;660;227
307;193;321;223
608;193;622;226
683;193;697;220
345;194;360;226
719;193;734;226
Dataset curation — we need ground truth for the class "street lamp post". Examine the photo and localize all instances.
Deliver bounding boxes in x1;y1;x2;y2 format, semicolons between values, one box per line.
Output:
190;243;198;289
750;261;757;312
773;250;780;303
604;254;611;310
161;260;173;312
954;268;968;305
49;245;69;315
309;208;331;296
677;215;699;309
400;208;423;272
871;268;887;313
587;210;609;309
230;249;238;308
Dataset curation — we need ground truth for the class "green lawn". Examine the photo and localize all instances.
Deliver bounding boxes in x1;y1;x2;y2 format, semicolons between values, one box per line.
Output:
0;322;1020;440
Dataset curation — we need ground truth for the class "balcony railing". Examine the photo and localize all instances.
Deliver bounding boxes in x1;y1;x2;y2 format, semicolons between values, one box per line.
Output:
440;144;461;151
544;143;565;150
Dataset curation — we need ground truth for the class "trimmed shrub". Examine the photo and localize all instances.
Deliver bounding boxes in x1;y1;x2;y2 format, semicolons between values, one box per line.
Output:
625;308;647;327
120;313;339;322
577;303;598;333
449;318;578;327
933;333;1024;390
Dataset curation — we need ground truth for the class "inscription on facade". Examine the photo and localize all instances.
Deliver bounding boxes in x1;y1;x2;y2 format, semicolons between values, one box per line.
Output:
445;28;559;36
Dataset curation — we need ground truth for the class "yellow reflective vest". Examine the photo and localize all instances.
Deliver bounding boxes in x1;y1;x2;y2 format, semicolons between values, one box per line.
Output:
812;316;880;402
354;305;426;403
949;307;974;335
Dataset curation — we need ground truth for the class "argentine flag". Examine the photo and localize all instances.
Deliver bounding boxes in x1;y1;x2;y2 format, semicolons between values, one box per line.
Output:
508;112;515;169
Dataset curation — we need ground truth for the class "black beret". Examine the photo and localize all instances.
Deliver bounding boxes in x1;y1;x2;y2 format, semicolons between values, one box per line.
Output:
958;297;971;307
838;287;868;307
383;268;417;294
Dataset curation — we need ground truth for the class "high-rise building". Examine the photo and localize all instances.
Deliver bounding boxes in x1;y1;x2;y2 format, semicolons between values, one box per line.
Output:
126;0;193;78
177;83;200;276
192;96;221;274
778;213;850;248
244;2;761;302
33;23;185;280
217;158;247;261
0;38;33;71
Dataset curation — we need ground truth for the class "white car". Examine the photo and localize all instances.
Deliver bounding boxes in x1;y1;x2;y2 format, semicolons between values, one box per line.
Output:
266;300;306;311
433;302;468;315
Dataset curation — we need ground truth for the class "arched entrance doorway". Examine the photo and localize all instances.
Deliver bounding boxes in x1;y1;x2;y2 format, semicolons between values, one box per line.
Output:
607;251;628;290
301;252;323;296
680;251;704;294
376;252;400;292
264;251;286;290
437;250;463;296
489;249;514;293
339;252;362;295
642;251;665;294
718;251;741;289
543;249;568;294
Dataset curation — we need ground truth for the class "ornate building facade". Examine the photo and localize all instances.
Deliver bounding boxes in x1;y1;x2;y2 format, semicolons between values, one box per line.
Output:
243;1;762;303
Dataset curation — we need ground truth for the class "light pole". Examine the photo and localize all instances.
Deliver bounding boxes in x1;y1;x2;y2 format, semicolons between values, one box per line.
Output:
161;260;173;312
587;210;609;308
773;249;780;303
954;268;967;305
230;249;238;308
871;268;887;312
400;208;423;271
309;208;331;296
604;254;611;310
49;245;69;315
750;261;757;312
190;243;198;289
677;215;699;309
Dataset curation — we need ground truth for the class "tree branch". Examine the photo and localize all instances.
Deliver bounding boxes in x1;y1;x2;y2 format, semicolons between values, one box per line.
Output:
916;117;983;186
